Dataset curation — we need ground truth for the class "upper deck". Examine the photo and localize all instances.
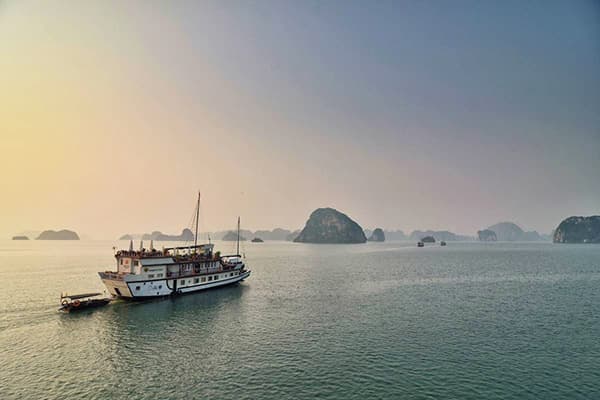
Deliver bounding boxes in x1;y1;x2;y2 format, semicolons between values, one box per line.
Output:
107;241;243;279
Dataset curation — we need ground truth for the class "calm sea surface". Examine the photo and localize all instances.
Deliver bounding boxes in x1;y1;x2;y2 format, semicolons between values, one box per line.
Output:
0;240;599;399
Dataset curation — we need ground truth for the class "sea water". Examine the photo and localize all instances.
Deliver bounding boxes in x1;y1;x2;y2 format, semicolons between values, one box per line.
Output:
0;240;599;399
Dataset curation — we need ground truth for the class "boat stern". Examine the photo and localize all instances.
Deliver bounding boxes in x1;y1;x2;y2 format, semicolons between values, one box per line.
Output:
98;272;133;298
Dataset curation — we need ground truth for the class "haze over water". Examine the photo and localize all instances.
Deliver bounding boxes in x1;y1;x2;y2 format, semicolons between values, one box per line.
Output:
1;240;599;399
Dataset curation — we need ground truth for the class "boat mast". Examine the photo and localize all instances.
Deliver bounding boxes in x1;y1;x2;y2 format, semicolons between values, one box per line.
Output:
237;216;240;256
194;191;200;248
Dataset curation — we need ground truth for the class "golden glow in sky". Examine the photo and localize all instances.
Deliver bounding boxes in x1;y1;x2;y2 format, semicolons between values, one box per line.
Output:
1;1;598;238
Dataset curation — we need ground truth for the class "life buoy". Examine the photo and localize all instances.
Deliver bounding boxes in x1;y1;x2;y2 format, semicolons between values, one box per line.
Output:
73;300;81;307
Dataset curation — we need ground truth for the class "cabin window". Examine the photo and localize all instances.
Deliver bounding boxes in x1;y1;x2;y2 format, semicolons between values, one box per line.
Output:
120;259;123;265
135;286;140;291
133;260;139;266
208;276;212;281
194;278;199;284
148;274;154;279
230;273;233;277
201;277;206;282
215;275;219;280
158;285;162;289
180;279;185;285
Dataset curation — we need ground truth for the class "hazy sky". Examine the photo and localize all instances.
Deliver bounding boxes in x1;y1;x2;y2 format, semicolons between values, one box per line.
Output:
1;0;599;239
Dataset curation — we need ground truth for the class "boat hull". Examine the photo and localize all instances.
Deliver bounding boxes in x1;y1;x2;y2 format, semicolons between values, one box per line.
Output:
100;270;251;300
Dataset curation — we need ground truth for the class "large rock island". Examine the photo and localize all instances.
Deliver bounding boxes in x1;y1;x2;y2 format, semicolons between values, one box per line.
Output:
553;216;600;243
294;208;367;244
36;229;80;240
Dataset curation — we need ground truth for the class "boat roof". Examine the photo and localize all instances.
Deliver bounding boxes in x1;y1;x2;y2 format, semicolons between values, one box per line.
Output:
163;244;214;251
61;292;102;300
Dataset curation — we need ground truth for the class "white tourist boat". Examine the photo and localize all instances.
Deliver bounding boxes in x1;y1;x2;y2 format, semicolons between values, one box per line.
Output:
99;193;251;299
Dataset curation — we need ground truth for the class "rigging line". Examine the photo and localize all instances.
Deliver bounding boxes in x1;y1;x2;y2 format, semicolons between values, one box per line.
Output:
198;198;210;241
182;197;199;248
194;192;200;248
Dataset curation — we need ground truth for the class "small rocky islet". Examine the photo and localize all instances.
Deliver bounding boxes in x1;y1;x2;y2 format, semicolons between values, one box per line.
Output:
12;235;29;240
368;228;385;242
420;235;436;243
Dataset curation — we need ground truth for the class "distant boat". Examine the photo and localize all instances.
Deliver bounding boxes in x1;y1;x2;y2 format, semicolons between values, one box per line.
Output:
251;237;264;243
417;241;424;247
440;241;447;246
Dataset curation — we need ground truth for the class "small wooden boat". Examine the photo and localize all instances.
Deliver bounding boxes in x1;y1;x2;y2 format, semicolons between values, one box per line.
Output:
59;292;112;312
440;241;447;246
417;241;424;247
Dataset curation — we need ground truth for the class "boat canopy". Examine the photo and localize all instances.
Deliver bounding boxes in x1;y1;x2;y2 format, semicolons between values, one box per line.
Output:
61;292;102;300
163;244;213;251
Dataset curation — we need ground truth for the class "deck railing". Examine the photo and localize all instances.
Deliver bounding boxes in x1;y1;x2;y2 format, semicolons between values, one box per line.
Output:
101;264;241;281
99;271;124;281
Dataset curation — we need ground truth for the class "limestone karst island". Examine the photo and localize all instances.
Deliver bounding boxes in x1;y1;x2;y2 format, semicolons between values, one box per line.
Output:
294;208;367;244
36;230;80;240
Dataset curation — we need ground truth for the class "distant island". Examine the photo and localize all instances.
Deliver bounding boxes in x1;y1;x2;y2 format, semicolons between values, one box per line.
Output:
409;230;472;242
368;228;385;242
112;220;556;244
476;222;548;241
119;229;194;241
251;228;292;241
553;216;600;243
222;231;247;241
488;222;542;241
478;229;497;241
119;228;299;242
421;235;435;243
285;230;301;241
36;229;80;240
383;230;407;241
294;208;367;244
12;235;29;240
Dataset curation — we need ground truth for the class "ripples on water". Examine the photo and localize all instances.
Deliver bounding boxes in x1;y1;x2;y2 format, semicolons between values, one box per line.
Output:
0;241;599;399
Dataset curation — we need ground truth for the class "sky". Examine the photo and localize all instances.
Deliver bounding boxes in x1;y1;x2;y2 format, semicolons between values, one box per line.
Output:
0;0;599;239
